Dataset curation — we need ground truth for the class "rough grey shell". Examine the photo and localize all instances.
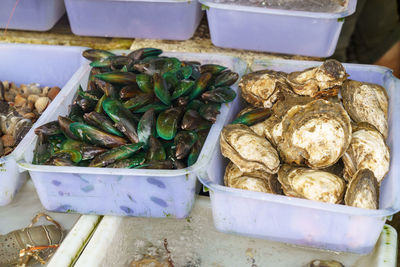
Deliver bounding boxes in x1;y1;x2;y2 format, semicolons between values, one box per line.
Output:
341;79;389;139
344;169;379;209
238;69;290;108
220;124;280;174
286;59;347;97
278;164;346;204
271;99;352;169
224;161;282;194
342;122;390;183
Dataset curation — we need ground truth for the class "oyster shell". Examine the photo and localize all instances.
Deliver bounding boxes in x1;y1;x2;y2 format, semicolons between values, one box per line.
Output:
286;59;347;97
220;124;280;174
341;80;388;138
344;169;379;209
278;165;346;204
224;161;282;194
342;122;390;183
271;99;352;169
238;69;291;108
309;259;344;267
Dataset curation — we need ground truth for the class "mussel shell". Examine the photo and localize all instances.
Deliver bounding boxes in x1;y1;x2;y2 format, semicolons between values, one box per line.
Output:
220;124;280;174
156;107;182;140
69;122;128;148
34;121;61;136
89;142;144;167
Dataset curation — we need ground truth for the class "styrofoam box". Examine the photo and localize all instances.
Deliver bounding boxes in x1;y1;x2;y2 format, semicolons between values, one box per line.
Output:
0;0;65;31
198;59;400;254
64;0;203;40
0;44;88;206
200;0;357;57
71;197;398;267
19;52;247;219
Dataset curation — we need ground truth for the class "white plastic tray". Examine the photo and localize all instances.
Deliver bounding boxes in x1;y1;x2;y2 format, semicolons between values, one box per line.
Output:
0;179;100;267
0;43;88;206
18;51;248;218
73;196;398;267
198;59;400;254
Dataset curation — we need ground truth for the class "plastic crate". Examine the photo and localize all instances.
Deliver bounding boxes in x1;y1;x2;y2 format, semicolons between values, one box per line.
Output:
64;0;203;40
200;0;357;57
198;59;400;254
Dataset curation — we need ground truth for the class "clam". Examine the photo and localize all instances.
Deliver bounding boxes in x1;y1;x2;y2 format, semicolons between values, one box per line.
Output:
344;169;379;209
278;165;346;204
35;96;51;114
286;59;347;97
220;124;280;174
309;259;344;267
271;99;352;169
342;122;390;183
341;80;388;138
238;69;290;108
224;161;282;194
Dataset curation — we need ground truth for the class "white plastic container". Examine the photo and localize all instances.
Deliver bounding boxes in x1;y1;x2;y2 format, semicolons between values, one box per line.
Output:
197;59;400;254
200;0;357;57
19;52;247;219
0;0;65;31
64;0;203;40
72;197;398;267
0;43;88;206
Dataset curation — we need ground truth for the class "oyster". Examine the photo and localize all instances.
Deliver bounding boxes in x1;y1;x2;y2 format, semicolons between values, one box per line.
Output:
341;80;388;138
344;169;379;209
308;259;344;267
342;123;390;183
271;99;352;169
224;161;282;194
278;165;346;204
238;69;291;108
220;124;280;174
286;59;347;97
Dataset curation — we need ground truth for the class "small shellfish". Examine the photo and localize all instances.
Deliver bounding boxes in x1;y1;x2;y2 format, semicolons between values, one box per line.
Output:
34;97;51;114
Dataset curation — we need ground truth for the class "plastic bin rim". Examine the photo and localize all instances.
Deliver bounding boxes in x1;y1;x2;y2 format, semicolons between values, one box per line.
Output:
200;0;357;19
79;0;195;3
251;58;397;75
198;175;399;218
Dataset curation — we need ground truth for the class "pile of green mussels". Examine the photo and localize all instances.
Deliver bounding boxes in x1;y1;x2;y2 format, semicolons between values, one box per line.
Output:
32;48;239;169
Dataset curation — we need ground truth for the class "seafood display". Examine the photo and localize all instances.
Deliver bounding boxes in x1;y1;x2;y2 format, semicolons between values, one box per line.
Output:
32;48;239;169
221;60;390;209
0;213;63;267
0;81;60;157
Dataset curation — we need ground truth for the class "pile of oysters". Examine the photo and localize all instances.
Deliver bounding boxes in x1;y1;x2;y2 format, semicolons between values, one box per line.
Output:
220;59;390;210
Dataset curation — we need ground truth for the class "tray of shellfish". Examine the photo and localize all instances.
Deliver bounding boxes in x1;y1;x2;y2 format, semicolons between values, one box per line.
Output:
0;43;88;206
0;179;100;267
18;48;248;218
60;196;398;267
197;58;400;254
